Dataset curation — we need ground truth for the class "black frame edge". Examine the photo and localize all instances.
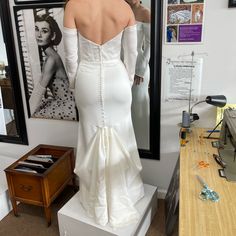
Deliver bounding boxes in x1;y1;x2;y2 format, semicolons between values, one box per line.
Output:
0;0;28;145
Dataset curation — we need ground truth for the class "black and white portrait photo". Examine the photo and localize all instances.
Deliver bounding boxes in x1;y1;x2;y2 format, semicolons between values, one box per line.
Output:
14;4;78;121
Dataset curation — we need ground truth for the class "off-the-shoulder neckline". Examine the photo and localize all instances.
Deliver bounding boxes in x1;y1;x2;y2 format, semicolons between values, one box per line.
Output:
63;24;137;46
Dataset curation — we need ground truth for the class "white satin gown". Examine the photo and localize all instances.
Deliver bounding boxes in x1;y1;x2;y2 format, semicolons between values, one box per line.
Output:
132;22;150;150
63;25;144;228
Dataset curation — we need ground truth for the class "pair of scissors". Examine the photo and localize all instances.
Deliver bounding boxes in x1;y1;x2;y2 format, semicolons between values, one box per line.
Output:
196;175;219;202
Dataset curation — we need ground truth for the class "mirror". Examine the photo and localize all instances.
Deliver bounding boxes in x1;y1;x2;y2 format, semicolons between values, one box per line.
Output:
128;0;162;160
127;0;151;150
0;0;28;144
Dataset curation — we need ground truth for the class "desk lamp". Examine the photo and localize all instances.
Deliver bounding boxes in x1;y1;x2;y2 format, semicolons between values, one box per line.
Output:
182;95;227;128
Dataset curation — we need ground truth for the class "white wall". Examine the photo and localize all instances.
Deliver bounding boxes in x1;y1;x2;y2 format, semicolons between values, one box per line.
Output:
142;0;151;9
0;19;8;65
0;0;235;195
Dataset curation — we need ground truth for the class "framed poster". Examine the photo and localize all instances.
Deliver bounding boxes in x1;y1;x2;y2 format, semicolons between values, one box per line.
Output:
165;0;205;44
229;0;236;7
14;4;78;121
14;0;64;4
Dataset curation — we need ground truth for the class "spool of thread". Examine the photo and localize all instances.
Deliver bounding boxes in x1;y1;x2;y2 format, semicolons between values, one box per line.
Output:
182;111;190;128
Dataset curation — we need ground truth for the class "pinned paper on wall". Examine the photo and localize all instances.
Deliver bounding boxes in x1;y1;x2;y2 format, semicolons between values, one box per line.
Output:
164;58;203;101
0;86;7;135
165;0;205;44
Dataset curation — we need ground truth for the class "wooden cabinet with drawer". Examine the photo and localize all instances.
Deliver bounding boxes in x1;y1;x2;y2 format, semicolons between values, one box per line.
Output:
4;144;76;226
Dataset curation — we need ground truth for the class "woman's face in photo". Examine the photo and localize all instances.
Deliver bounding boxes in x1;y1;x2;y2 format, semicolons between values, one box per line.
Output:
35;21;52;46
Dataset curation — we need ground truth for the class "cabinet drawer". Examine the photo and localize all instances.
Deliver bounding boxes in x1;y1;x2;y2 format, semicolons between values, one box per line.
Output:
11;175;43;203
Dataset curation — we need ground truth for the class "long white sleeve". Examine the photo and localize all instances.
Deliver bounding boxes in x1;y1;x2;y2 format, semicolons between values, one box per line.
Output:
121;25;138;86
63;27;79;90
135;23;150;78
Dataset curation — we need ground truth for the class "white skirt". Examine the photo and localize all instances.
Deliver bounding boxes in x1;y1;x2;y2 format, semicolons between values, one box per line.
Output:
131;66;150;149
74;60;144;227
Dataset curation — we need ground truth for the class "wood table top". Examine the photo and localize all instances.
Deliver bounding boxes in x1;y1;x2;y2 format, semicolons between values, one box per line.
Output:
179;127;236;236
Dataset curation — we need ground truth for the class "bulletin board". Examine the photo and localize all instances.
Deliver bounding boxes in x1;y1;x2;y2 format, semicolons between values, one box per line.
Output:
165;0;205;44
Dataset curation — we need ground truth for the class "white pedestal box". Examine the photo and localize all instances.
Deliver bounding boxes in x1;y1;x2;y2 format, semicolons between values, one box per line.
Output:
58;184;157;236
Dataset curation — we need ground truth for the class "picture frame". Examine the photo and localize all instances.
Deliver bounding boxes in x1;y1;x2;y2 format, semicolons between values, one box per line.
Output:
14;3;78;121
13;1;163;160
0;0;28;144
229;0;236;7
14;0;64;4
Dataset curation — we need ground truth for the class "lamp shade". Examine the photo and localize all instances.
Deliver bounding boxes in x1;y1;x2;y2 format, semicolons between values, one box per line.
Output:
205;95;227;108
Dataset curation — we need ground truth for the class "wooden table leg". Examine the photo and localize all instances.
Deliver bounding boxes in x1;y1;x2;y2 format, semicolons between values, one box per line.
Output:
11;199;19;217
44;206;51;227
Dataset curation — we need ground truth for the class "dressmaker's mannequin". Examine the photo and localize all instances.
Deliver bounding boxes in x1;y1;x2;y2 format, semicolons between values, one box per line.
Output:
63;0;144;227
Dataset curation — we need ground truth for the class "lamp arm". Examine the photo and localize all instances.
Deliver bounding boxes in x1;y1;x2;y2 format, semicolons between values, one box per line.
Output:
190;100;205;114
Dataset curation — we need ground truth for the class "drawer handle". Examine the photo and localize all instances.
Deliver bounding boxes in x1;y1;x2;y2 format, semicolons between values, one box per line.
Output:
19;184;33;192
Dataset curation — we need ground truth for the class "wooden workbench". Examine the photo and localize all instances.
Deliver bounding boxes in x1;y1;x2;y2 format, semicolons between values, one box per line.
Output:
179;128;236;235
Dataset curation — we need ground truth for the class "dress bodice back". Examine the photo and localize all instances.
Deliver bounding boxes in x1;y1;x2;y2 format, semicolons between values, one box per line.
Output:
63;24;137;89
78;31;123;63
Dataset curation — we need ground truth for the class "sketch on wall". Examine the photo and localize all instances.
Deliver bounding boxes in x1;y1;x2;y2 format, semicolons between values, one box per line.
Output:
14;4;78;121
